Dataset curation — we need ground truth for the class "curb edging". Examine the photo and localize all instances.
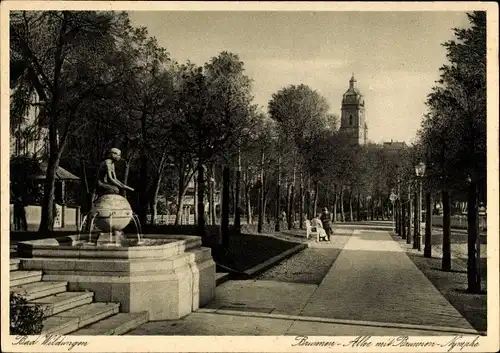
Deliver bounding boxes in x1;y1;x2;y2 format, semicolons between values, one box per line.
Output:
242;243;307;278
197;308;481;335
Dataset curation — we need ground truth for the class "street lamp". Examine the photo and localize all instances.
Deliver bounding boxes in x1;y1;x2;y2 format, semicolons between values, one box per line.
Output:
397;175;401;235
415;162;426;251
389;190;397;234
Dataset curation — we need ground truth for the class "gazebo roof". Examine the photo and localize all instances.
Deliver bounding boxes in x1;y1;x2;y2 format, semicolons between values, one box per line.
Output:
31;162;80;181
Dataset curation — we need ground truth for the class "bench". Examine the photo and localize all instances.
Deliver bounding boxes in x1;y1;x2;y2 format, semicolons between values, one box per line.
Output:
305;220;329;242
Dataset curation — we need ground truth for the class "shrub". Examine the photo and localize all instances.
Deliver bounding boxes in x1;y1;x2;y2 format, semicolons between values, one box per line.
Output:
10;292;45;335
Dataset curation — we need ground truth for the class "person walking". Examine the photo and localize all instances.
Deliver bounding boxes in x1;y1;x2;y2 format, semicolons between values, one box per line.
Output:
13;194;28;231
320;207;332;240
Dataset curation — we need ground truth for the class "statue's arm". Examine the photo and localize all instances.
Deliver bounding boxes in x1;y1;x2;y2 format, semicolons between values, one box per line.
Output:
105;160;119;186
106;160;134;191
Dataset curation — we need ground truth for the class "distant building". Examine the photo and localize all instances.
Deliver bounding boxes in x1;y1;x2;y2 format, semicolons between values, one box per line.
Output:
166;176;221;224
10;89;81;230
10;90;49;159
383;140;407;151
339;75;368;145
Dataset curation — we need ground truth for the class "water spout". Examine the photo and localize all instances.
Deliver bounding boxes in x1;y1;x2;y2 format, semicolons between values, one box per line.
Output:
88;213;98;244
131;213;143;244
77;214;88;241
109;212;114;243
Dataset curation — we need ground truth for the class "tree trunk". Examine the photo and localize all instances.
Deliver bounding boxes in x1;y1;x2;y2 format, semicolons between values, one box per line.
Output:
407;184;412;245
210;164;216;225
245;187;252;225
305;179;311;220
263;185;269;224
356;192;361;221
299;173;304;228
332;184;337;223
348;189;353;222
38;32;65;233
174;189;188;225
288;168;295;229
149;152;168;226
221;166;230;248
174;162;185;225
245;172;252;225
80;159;92;214
401;201;407;239
402;199;406;237
442;190;452;271
413;189;418;248
196;163;206;241
313;181;319;217
207;174;213;225
39;153;60;232
275;157;281;232
340;186;345;222
193;170;198;225
285;181;290;226
396;199;401;235
138;112;149;229
234;156;241;233
149;174;162;226
467;181;481;293
258;151;265;232
424;191;432;257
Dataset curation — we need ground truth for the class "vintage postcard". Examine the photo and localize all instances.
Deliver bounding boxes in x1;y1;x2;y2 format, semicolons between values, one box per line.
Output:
1;1;498;352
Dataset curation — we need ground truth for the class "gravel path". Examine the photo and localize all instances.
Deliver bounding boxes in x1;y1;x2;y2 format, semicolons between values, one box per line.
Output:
256;233;352;285
255;248;342;284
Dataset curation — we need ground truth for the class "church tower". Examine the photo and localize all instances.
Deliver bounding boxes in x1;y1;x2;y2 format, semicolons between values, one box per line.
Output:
339;75;367;145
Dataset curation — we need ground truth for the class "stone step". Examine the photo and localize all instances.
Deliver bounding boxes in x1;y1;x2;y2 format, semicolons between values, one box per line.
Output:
216;272;229;286
10;270;43;287
42;302;120;335
70;312;149;335
31;291;95;316
10;259;20;271
11;281;68;301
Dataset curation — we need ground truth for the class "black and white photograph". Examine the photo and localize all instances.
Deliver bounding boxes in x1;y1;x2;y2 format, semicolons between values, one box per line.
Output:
2;2;498;352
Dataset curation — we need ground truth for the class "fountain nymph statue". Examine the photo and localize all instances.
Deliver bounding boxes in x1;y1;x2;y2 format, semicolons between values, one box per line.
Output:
90;148;135;243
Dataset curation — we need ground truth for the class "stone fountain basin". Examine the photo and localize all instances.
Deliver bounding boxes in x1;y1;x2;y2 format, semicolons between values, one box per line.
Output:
16;234;216;320
17;234;201;259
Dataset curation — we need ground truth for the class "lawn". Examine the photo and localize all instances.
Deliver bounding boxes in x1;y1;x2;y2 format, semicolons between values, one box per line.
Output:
142;223;303;273
204;233;301;273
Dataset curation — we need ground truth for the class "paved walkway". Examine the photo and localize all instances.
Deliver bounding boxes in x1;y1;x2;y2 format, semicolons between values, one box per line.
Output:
300;230;475;329
129;228;477;335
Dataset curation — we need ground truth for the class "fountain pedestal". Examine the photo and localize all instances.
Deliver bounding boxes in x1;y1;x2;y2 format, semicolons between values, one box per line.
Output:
91;194;134;233
18;235;216;321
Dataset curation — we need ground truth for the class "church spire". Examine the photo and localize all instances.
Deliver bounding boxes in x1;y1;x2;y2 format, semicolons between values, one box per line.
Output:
349;73;357;89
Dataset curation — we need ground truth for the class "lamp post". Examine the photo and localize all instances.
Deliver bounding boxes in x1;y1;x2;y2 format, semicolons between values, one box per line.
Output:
389;191;397;234
397;175;402;235
414;162;426;251
406;182;412;244
424;185;432;258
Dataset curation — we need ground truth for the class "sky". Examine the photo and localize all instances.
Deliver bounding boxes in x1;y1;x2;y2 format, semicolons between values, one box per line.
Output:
128;11;470;144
